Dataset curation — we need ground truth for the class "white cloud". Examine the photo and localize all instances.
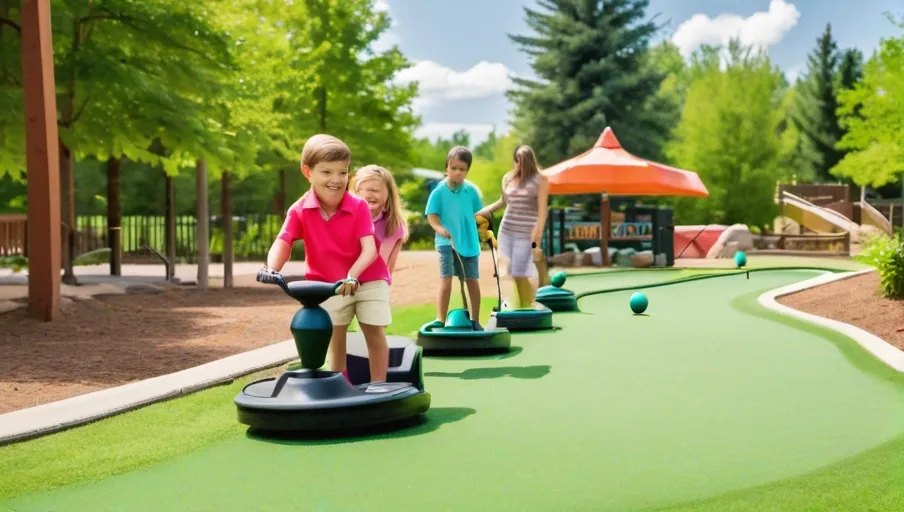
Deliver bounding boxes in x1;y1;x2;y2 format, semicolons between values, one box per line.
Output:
671;0;801;58
396;60;515;106
415;123;509;145
785;63;803;83
371;0;399;53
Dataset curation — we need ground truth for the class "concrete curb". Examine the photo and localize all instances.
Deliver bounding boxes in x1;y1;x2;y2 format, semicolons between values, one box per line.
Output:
0;340;300;446
757;268;904;372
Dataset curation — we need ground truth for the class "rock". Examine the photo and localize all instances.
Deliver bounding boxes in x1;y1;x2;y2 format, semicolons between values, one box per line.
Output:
629;251;654;268
707;224;754;259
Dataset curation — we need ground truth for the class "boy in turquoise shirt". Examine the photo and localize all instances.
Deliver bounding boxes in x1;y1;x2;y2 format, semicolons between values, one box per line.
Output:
425;146;484;330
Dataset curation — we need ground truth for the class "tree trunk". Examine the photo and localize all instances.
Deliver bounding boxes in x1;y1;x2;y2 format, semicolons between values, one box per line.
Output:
277;169;286;213
106;156;122;276
58;17;83;286
221;171;233;288
58;140;77;284
164;173;175;279
196;159;209;289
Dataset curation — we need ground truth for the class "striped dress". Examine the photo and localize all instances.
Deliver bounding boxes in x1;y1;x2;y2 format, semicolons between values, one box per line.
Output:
499;173;540;240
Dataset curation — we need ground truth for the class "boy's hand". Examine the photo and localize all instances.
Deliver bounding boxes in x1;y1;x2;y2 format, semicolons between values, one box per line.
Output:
437;227;451;239
337;276;360;296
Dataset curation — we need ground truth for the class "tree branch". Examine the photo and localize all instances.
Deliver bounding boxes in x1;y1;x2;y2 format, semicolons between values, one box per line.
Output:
70;93;91;125
79;11;211;61
0;16;21;32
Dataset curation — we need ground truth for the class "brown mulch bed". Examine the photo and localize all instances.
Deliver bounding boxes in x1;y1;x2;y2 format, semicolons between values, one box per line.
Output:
0;251;505;414
777;271;904;350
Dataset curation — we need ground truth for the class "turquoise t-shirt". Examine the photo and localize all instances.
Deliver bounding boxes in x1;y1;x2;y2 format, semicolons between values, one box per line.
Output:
424;179;483;258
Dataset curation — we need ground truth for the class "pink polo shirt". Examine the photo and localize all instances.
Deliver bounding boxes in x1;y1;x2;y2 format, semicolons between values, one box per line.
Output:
277;191;390;284
374;213;407;283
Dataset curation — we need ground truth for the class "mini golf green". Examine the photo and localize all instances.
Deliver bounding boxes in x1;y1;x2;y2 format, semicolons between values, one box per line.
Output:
3;268;903;512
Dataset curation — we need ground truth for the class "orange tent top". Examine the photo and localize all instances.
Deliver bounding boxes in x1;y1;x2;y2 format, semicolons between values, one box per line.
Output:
542;127;709;197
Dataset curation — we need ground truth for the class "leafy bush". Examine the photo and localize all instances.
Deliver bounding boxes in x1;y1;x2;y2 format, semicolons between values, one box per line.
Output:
856;229;904;298
0;255;28;272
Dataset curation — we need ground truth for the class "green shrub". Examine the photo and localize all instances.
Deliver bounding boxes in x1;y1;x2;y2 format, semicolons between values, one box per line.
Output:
0;255;28;272
856;229;904;298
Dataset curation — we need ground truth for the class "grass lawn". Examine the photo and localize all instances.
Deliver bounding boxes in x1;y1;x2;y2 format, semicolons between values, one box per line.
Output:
0;295;498;500
2;263;900;512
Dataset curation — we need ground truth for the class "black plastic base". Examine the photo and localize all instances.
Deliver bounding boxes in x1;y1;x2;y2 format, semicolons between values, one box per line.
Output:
237;391;431;433
416;326;512;356
235;371;430;433
538;297;578;312
346;336;425;390
493;308;554;331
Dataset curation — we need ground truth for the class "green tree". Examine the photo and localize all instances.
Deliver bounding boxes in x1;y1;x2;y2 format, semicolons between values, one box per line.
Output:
474;131;498;160
777;86;817;183
293;0;419;172
469;131;522;205
507;0;675;166
791;23;847;182
1;0;237;281
666;41;787;228
830;23;903;195
837;48;864;91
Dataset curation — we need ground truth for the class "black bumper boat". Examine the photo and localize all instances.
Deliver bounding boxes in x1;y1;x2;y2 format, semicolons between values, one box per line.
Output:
235;270;431;434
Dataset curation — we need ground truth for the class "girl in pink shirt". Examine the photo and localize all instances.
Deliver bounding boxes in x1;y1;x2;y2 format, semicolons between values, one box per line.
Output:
353;165;409;278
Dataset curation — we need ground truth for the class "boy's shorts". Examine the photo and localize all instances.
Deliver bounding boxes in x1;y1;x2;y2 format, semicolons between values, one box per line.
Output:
437;245;480;280
322;280;391;327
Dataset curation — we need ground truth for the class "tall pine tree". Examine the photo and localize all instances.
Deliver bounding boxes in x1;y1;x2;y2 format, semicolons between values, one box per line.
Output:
792;23;846;183
837;48;864;91
507;0;673;166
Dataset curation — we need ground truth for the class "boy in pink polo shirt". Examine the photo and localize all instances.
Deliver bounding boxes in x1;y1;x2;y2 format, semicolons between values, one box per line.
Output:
263;134;391;383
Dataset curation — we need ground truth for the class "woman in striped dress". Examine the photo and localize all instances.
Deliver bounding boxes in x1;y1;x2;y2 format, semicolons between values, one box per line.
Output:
477;145;549;309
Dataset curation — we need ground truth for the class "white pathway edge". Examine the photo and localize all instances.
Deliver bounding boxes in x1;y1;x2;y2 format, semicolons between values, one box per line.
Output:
0;339;300;445
758;268;904;373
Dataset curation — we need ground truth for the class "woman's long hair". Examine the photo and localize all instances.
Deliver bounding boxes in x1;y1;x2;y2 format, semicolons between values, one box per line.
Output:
509;144;541;186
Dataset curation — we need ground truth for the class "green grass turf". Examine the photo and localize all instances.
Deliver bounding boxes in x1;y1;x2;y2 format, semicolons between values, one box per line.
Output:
3;268;903;512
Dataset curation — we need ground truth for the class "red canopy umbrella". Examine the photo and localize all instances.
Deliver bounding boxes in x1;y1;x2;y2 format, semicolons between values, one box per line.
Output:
541;127;708;266
542;127;709;197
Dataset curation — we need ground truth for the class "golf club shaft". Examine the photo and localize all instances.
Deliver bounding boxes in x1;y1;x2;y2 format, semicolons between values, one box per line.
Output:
451;245;468;313
488;235;503;310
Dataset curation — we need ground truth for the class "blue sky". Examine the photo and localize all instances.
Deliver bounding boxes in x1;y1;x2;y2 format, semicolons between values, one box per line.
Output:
375;0;902;145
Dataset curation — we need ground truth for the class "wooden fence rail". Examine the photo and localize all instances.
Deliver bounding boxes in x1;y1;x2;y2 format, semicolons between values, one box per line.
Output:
0;214;26;257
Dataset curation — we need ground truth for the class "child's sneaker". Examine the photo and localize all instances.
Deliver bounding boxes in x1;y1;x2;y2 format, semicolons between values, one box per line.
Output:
427;319;444;329
471;320;484;331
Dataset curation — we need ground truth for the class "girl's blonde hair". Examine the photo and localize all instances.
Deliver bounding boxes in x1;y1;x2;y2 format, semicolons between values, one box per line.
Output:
353;165;408;241
511;145;541;185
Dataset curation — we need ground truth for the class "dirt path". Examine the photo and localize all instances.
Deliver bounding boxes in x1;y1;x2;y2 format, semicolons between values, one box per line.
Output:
777;271;904;350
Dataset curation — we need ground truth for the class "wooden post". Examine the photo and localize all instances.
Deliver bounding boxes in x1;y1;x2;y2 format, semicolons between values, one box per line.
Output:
221;171;233;288
22;0;61;321
599;193;611;266
196;159;209;289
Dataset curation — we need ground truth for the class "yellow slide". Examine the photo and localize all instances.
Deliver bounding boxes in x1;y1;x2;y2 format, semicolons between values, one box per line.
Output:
779;191;857;233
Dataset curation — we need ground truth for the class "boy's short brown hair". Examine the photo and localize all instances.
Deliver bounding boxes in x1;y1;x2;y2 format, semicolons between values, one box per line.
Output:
301;134;351;169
